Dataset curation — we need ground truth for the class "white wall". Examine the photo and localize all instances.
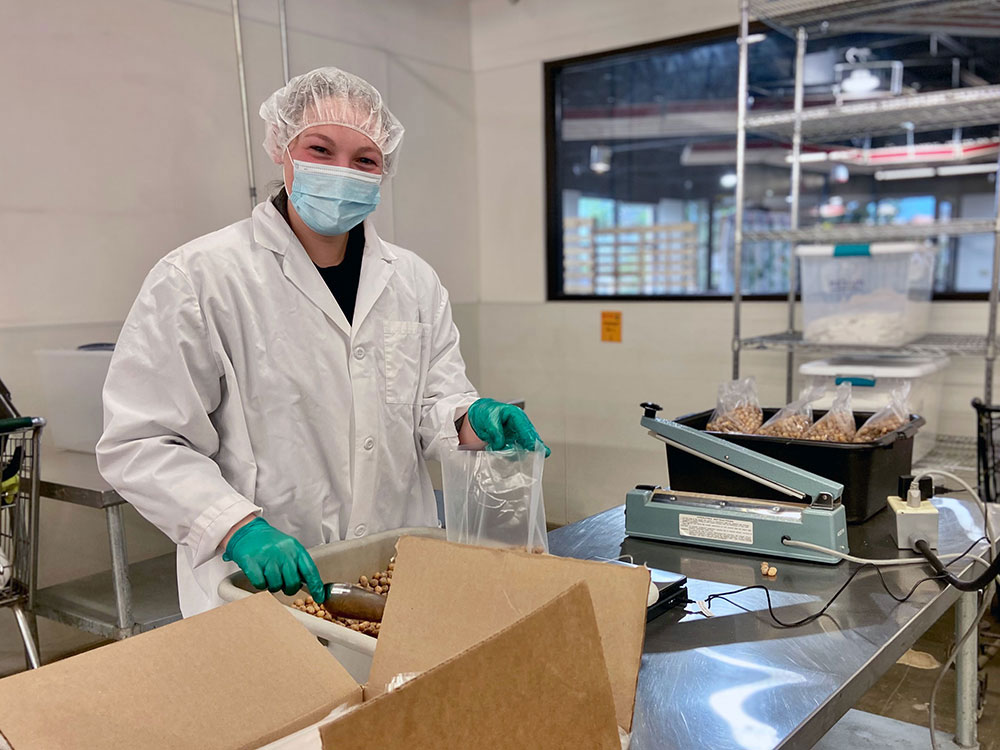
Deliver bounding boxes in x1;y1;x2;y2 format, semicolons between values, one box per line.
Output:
0;0;478;669
468;0;998;526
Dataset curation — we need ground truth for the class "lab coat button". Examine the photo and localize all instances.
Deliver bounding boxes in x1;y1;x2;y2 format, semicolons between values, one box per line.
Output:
353;346;365;360
363;437;375;450
355;524;367;536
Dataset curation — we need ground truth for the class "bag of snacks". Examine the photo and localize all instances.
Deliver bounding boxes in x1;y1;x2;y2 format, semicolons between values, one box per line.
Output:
855;382;911;442
803;382;856;442
758;384;824;438
706;376;763;434
442;443;548;554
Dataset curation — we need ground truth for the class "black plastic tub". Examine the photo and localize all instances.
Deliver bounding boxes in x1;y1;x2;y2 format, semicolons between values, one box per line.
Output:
668;409;925;524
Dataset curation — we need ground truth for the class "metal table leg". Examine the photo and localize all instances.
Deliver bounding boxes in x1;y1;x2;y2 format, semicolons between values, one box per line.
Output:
12;602;40;669
954;589;981;748
105;504;135;638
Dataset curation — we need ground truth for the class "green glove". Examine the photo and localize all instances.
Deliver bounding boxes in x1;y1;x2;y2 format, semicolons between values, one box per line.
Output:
223;518;326;602
466;398;550;457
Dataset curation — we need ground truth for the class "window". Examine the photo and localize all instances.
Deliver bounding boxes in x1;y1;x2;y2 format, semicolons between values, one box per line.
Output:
545;26;1000;300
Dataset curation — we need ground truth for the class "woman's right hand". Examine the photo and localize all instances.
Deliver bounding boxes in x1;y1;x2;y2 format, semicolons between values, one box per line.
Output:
222;517;326;602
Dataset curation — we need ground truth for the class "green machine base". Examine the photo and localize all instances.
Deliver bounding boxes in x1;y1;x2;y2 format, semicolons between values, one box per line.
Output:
625;487;848;564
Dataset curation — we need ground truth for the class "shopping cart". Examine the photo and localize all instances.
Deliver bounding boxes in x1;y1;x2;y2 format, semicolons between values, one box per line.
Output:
0;416;44;669
974;398;1000;504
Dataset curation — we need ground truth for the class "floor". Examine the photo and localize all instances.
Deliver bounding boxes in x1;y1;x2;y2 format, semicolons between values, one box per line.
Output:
853;606;1000;749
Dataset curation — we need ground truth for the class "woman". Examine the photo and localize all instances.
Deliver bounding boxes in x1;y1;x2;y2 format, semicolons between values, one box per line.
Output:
97;67;547;616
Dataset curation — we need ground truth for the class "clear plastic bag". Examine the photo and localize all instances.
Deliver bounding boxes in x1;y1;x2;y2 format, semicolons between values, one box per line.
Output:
442;443;548;554
855;382;911;442
803;382;856;442
758;384;824;438
706;376;763;434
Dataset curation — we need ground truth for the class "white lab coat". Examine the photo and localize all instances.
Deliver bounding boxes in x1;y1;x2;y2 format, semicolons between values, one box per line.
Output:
97;201;478;616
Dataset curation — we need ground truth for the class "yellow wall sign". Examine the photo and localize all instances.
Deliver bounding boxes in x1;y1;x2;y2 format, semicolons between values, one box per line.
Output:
601;311;622;342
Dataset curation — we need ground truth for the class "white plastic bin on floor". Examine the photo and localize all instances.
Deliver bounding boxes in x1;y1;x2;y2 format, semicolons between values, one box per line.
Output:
218;526;445;683
797;242;935;346
800;355;949;461
34;348;114;452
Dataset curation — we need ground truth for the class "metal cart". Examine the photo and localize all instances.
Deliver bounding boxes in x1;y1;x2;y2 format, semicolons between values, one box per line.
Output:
0;416;44;670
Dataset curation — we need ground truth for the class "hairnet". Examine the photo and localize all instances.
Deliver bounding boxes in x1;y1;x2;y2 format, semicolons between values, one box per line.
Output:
259;67;405;176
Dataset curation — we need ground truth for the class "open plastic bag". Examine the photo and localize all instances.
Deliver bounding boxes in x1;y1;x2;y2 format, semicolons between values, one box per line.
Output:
706;376;763;434
757;384;824;438
442;443;548;554
855;382;911;442
803;382;856;442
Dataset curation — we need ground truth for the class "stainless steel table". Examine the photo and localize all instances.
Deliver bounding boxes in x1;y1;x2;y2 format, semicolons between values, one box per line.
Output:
548;498;993;750
34;451;180;640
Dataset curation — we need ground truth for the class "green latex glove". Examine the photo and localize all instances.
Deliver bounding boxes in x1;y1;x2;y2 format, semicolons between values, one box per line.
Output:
223;518;326;602
466;398;550;457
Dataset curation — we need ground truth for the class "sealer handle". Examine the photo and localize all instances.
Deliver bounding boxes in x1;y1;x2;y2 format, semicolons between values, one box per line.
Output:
640;402;662;419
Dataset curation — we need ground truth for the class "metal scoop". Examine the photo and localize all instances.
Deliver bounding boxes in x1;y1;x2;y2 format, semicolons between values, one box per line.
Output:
314;583;386;622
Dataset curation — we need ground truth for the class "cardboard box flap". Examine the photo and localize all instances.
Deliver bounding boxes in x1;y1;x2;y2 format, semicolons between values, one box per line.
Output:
320;582;621;749
369;536;649;731
0;593;361;750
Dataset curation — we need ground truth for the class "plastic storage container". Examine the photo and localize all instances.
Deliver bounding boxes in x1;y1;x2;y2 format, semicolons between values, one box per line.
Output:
34;347;114;452
800;355;949;462
669;408;924;523
218;526;445;682
797;242;935;346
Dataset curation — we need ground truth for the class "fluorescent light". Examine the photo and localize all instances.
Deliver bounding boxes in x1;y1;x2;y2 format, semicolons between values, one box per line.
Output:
589;145;612;174
840;68;881;94
719;173;738;189
874;167;935;181
744;33;767;44
937;163;997;176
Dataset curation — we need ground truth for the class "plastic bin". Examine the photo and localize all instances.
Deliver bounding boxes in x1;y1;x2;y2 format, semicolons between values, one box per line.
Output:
797;242;935;346
800;355;949;462
217;526;445;682
669;408;924;523
34;348;114;453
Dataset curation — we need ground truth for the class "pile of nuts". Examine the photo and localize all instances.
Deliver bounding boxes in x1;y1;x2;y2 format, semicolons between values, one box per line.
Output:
757;414;811;438
707;404;764;434
803;412;856;443
290;557;395;639
759;561;778;579
855;414;906;442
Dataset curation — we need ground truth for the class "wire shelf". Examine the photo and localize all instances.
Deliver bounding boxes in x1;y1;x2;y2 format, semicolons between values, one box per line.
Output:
745;85;1000;141
914;434;978;477
741;331;991;357
744;218;997;243
749;0;1000;37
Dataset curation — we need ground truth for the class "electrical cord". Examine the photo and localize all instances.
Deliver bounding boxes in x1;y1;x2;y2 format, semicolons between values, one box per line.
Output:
915;539;1000;592
692;536;989;628
781;538;987;567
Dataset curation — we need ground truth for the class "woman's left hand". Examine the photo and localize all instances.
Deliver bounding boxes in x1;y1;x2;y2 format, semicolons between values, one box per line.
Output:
466;398;550;456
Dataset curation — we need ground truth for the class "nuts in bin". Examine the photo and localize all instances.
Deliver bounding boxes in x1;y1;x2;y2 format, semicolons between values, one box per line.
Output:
854;414;906;442
707;404;764;434
757;415;811;438
802;412;855;442
291;557;395;639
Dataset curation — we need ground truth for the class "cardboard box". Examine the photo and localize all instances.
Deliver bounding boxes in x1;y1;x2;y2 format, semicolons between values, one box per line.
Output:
0;537;649;749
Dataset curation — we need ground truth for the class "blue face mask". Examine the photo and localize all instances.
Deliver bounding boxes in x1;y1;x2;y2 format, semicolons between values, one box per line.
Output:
288;159;382;236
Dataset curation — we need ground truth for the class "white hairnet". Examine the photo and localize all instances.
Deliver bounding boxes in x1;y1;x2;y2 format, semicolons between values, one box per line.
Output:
259;67;405;176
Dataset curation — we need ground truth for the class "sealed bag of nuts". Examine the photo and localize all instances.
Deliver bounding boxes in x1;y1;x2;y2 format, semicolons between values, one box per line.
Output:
803;382;856;442
855;382;911;442
706;376;764;434
757;384;824;439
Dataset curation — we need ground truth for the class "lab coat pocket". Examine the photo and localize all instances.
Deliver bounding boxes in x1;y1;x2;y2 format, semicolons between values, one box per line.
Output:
383;320;430;405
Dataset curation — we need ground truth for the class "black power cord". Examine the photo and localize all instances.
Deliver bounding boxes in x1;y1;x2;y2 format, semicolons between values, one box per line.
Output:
914;538;1000;592
691;536;988;628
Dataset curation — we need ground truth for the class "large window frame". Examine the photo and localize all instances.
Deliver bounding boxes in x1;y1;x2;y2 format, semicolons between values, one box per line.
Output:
543;24;993;303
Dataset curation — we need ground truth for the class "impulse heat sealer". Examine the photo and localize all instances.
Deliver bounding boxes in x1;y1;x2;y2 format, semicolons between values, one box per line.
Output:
625;403;849;564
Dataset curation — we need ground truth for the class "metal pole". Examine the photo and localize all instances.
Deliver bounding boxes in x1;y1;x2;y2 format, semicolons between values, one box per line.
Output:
954;588;981;747
785;26;807;403
732;0;750;380
278;0;290;84
985;138;1000;403
231;0;258;211
106;505;135;638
